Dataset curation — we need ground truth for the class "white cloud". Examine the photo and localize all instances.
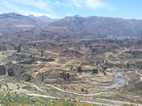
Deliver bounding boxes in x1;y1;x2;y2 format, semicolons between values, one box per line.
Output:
10;0;48;10
0;0;58;18
25;12;60;18
0;0;112;18
71;0;81;7
86;0;106;9
70;0;107;10
33;0;48;10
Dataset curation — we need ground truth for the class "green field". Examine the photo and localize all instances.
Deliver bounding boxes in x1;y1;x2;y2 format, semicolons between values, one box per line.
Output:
0;95;97;106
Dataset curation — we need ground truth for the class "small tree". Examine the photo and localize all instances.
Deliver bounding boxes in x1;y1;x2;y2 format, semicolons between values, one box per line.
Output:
40;49;44;57
16;44;22;53
77;65;82;73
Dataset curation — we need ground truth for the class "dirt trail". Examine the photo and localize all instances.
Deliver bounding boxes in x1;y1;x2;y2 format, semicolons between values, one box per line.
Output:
45;84;107;96
24;83;142;105
25;93;142;106
26;93;58;99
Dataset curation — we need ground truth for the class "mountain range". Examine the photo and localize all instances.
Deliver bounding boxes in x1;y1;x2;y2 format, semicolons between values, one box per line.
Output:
0;13;142;41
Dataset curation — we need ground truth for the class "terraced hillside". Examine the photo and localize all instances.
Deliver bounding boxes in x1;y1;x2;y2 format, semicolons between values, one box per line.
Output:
0;38;142;105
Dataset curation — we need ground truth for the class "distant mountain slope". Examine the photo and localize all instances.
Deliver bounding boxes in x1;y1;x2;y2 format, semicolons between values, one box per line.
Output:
0;13;54;41
48;16;142;39
0;13;142;40
0;13;36;28
0;13;53;29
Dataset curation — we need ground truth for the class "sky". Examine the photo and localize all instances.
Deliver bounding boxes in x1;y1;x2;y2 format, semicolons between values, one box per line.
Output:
0;0;141;19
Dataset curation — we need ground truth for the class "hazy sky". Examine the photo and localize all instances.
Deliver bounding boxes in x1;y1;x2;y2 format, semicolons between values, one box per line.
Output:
0;0;141;19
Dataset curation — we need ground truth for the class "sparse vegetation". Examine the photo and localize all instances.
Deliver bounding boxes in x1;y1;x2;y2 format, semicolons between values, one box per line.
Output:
0;13;142;105
0;94;98;106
